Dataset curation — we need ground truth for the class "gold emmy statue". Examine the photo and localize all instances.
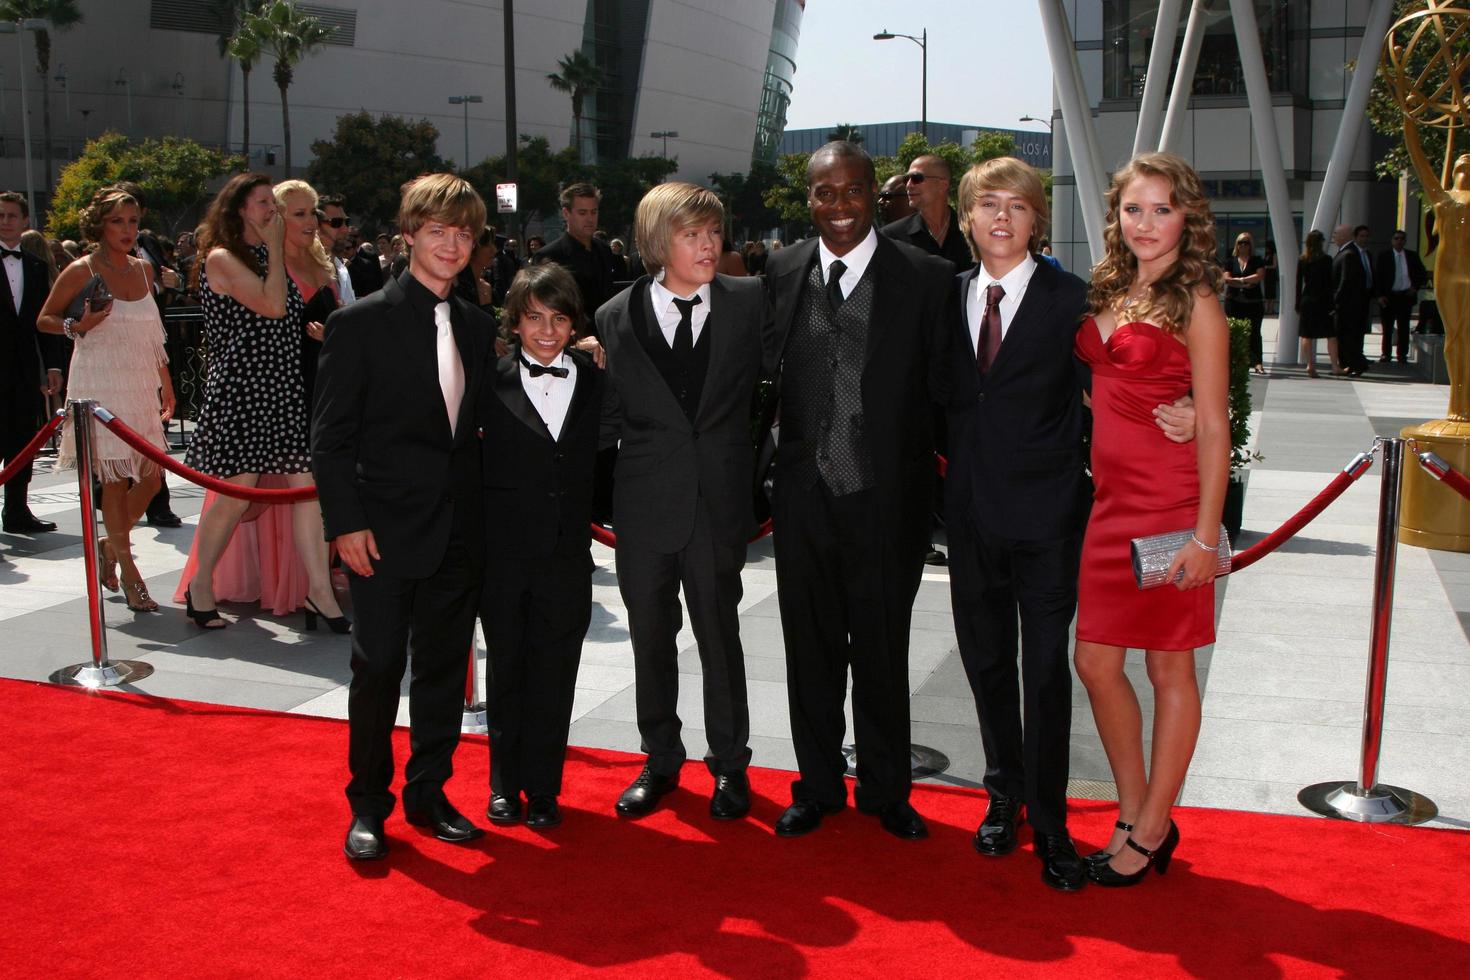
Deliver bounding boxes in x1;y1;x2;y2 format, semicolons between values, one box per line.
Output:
1385;2;1470;551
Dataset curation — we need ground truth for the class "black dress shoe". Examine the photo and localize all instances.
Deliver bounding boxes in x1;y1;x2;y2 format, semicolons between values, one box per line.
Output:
486;793;523;825
405;799;485;843
146;512;183;528
344;815;388;861
1035;832;1087;891
774;799;843;837
525;795;562;829
709;772;751;820
874;801;928;840
973;795;1023;856
615;766;679;818
923;548;948;567
2;513;56;534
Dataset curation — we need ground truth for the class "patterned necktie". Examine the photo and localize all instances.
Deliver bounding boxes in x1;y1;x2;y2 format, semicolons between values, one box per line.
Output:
434;302;464;435
977;282;1005;372
826;259;847;313
672;295;701;357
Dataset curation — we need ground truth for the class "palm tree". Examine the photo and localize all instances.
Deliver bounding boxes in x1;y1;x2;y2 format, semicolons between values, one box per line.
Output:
247;0;333;177
826;123;864;146
546;50;604;160
0;0;82;190
212;0;266;159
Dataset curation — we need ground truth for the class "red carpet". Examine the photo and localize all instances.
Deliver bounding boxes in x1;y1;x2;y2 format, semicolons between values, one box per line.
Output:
2;678;1468;978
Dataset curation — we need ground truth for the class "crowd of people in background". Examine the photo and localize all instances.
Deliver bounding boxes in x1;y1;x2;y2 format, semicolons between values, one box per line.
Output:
0;142;1436;888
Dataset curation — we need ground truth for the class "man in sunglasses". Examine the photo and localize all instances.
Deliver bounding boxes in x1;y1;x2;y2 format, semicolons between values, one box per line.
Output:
877;173;916;226
881;155;973;274
317;195;358;304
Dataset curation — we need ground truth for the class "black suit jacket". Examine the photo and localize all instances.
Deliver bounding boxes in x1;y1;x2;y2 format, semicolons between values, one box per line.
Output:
480;346;603;560
1333;243;1372;321
763;234;954;548
347;245;386;299
946;260;1091;541
312;270;490;580
597;274;765;553
536;233;622;336
1374;248;1428;295
881;207;975;272
1;249;54;398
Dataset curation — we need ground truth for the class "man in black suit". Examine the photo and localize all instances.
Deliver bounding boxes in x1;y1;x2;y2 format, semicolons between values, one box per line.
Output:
881;154;974;273
345;222;386;300
0;191;61;536
945;158;1092;891
1332;223;1374;376
1375;229;1427;363
533;182;622;338
313;174;492;861
597;182;765;821
763;142;953;840
480;263;604;831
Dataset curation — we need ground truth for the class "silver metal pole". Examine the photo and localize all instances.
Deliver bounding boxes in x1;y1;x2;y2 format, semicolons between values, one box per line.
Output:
1160;0;1210;155
1037;0;1108;264
14;26;35;219
1299;438;1436;824
50;401;155;689
1132;0;1185;157
462;644;488;734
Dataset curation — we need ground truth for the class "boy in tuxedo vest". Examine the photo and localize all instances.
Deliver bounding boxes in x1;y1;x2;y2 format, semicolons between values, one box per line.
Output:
480;264;604;830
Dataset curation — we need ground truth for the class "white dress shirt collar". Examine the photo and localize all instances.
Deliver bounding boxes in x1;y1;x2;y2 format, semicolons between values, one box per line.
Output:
972;253;1038;335
818;226;879;298
650;278;713;347
519;350;577;441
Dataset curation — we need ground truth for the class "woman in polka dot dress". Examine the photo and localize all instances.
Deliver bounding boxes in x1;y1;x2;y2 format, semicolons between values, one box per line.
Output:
181;172;346;631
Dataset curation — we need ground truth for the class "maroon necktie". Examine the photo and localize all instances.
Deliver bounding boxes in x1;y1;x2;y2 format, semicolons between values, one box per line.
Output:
977;282;1005;372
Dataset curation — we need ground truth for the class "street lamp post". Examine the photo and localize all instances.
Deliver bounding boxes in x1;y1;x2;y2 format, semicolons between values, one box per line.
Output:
0;20;45;218
115;68;132;130
1019;114;1054;132
873;28;927;140
649;130;678;158
448;94;483;169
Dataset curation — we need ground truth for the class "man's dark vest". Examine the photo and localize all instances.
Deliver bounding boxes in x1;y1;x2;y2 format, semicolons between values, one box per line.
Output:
631;279;710;421
781;258;877;496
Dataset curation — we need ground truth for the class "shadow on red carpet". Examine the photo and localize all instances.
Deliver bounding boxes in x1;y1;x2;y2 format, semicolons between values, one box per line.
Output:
2;679;1468;978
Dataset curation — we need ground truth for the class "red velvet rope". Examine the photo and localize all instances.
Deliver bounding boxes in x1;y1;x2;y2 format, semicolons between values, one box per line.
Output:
94;410;320;503
1416;451;1470;503
1229;452;1374;573
590;518;774;549
0;411;65;487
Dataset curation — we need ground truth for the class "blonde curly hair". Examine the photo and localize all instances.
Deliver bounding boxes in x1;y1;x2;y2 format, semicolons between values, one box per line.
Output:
1087;152;1222;335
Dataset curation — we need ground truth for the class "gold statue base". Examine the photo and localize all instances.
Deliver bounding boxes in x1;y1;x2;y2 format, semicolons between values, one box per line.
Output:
1400;418;1470;552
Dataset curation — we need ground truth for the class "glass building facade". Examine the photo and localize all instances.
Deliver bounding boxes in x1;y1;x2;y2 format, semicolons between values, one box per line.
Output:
752;0;804;165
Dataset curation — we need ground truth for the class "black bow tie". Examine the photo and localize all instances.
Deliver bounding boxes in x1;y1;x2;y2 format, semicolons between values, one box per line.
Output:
0;247;22;260
521;355;569;379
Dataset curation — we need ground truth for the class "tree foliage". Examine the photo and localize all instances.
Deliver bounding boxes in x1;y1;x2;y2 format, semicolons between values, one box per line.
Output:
546;49;605;157
248;0;334;177
307;112;450;232
1365;0;1470;185
46;133;243;240
709;161;784;237
826;123;864;145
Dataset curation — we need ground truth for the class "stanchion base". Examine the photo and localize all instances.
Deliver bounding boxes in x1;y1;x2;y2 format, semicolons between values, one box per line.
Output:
49;659;154;689
462;703;489;735
843;744;950;779
1298;780;1439;825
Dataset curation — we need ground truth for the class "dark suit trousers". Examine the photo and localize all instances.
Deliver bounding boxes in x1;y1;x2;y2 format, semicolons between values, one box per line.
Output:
1380;292;1415;360
616;498;752;777
1337;305;1369;371
480;553;590;797
948;507;1079;834
345;535;480;819
1;389;43;516
775;482;920;810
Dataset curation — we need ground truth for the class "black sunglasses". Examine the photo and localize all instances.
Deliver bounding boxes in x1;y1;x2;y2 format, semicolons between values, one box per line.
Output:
903;172;927;184
318;214;348;228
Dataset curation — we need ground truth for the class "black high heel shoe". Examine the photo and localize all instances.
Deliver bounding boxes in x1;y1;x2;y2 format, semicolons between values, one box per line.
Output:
184;588;228;630
304;597;352;634
1083;819;1133;868
1089;820;1179;887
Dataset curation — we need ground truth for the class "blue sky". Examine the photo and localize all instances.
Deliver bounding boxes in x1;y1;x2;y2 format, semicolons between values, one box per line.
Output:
783;0;1056;136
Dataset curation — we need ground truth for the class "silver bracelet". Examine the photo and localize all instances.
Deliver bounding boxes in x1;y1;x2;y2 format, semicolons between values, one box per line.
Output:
1189;533;1218;553
62;317;79;341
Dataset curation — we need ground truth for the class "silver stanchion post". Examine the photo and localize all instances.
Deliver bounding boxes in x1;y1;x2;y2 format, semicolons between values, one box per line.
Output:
462;644;488;734
49;400;155;689
1299;438;1436;824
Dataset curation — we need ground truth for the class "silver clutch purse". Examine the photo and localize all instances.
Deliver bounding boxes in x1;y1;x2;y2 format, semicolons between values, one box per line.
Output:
1130;524;1231;590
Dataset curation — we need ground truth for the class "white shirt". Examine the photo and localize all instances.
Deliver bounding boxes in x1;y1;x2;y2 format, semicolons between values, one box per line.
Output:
1;238;23;314
519;352;577;441
333;256;357;305
1392;249;1411;292
817;226;880;299
650;278;712;347
967;253;1038;356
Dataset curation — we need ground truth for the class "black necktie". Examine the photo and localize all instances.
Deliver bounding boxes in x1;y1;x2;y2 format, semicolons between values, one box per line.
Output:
0;247;22;260
520;355;569;379
672;295;701;357
826;259;847;313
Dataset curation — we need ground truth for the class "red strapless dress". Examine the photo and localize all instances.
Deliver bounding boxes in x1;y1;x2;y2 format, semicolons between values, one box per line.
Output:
1074;318;1215;651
